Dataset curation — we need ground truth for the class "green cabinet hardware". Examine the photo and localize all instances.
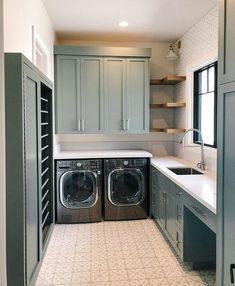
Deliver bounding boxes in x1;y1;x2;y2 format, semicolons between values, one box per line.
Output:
151;166;216;269
5;53;54;286
55;47;150;134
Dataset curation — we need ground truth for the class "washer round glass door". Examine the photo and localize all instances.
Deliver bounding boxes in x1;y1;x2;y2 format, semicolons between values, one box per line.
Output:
108;168;145;206
60;170;98;209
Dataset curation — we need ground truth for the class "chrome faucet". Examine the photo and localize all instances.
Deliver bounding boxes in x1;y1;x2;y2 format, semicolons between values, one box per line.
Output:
180;128;207;171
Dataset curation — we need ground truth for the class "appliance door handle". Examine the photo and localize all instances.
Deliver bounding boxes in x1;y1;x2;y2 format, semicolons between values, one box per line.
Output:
230;264;235;284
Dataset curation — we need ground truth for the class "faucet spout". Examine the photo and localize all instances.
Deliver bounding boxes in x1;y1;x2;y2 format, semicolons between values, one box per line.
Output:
180;128;207;171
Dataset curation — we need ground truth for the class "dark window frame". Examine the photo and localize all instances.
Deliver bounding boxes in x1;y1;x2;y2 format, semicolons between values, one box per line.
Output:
193;61;218;148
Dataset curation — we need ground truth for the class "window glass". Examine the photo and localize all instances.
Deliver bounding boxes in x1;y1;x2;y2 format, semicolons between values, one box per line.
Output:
194;62;217;148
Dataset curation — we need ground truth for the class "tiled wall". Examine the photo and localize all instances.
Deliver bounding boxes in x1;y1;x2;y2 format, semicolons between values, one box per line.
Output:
173;6;218;173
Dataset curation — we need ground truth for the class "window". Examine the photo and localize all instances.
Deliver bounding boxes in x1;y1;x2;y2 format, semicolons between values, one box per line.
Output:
193;61;217;148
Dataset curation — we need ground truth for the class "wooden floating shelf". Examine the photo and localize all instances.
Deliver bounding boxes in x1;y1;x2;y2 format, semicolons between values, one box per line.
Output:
150;75;186;85
150;128;186;134
150;102;186;108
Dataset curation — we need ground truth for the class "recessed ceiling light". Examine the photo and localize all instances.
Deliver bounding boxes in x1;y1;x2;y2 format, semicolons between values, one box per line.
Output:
118;21;129;28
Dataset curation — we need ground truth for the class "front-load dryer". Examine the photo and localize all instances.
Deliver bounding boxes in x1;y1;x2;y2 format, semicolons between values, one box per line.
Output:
56;159;102;223
104;158;148;220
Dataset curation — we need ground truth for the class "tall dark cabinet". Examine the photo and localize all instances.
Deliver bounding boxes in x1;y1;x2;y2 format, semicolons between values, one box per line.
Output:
5;53;54;286
217;0;235;285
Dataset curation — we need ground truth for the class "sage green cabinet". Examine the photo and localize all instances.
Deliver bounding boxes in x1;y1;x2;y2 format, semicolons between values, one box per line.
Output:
126;58;149;132
217;82;235;286
217;0;235;284
151;167;176;245
56;55;104;133
5;54;54;286
151;166;216;268
219;0;235;84
55;50;150;134
104;58;126;132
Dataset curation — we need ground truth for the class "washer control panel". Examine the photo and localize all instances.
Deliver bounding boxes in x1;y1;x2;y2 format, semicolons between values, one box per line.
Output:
57;159;102;172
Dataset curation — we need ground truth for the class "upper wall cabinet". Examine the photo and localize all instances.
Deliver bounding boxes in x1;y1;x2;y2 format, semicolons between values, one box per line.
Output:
54;46;151;134
56;55;104;133
219;0;235;84
104;58;149;132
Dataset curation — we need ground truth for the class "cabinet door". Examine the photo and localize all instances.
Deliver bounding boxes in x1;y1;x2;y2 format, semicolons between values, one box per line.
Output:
126;58;149;132
219;0;235;84
217;82;235;285
164;189;176;244
24;65;40;285
81;57;104;132
151;168;158;218
104;58;126;132
56;55;81;133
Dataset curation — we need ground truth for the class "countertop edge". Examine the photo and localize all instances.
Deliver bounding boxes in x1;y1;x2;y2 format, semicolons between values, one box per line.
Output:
151;157;216;214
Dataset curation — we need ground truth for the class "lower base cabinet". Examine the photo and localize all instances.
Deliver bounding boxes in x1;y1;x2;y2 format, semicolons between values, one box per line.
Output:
151;166;216;269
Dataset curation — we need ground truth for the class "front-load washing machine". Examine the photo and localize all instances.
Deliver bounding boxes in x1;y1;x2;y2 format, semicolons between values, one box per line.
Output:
56;159;102;223
104;158;148;220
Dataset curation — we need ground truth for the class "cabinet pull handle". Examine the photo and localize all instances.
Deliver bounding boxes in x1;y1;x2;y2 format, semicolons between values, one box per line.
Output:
126;119;130;131
81;119;85;131
122;120;125;131
77;119;81;131
230;264;235;284
192;205;207;218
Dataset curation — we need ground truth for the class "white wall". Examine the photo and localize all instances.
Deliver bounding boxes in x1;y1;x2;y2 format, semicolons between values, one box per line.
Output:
0;0;6;284
55;40;175;156
3;0;55;80
173;6;218;172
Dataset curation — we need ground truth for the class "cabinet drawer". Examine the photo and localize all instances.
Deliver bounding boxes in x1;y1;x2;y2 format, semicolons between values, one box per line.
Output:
183;194;216;233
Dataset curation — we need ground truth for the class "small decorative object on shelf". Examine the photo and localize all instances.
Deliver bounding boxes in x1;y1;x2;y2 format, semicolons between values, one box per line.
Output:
150;75;186;85
150;102;186;108
150;128;186;133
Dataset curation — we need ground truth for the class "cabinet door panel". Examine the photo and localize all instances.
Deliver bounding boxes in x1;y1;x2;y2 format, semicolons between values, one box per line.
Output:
24;65;40;284
217;82;235;285
127;59;149;132
81;57;104;132
104;58;126;132
219;0;235;84
165;190;176;244
56;56;80;133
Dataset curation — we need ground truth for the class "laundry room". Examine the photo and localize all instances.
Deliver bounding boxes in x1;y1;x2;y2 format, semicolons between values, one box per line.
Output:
0;0;234;285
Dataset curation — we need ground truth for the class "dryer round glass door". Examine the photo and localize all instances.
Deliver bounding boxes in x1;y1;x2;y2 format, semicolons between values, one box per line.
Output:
108;169;145;206
60;170;98;209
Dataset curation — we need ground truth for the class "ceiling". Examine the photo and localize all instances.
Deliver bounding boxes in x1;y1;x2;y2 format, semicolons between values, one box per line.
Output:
42;0;217;42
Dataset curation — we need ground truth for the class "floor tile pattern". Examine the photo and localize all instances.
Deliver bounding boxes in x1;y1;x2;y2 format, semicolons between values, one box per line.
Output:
36;219;216;286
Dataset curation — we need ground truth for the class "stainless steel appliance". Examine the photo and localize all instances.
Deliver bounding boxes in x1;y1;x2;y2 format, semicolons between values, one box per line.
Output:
104;158;148;220
56;159;102;223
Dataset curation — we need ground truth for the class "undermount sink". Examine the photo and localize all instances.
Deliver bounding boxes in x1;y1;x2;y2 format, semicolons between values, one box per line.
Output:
167;167;204;175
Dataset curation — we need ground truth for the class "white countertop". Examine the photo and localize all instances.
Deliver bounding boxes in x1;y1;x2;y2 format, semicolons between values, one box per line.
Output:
151;156;217;214
54;150;152;160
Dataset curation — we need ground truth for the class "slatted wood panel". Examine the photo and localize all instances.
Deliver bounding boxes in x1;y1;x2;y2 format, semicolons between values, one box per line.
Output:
40;84;53;248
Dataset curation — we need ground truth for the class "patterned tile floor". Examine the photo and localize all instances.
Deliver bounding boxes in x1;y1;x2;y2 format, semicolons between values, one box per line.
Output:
36;219;216;286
